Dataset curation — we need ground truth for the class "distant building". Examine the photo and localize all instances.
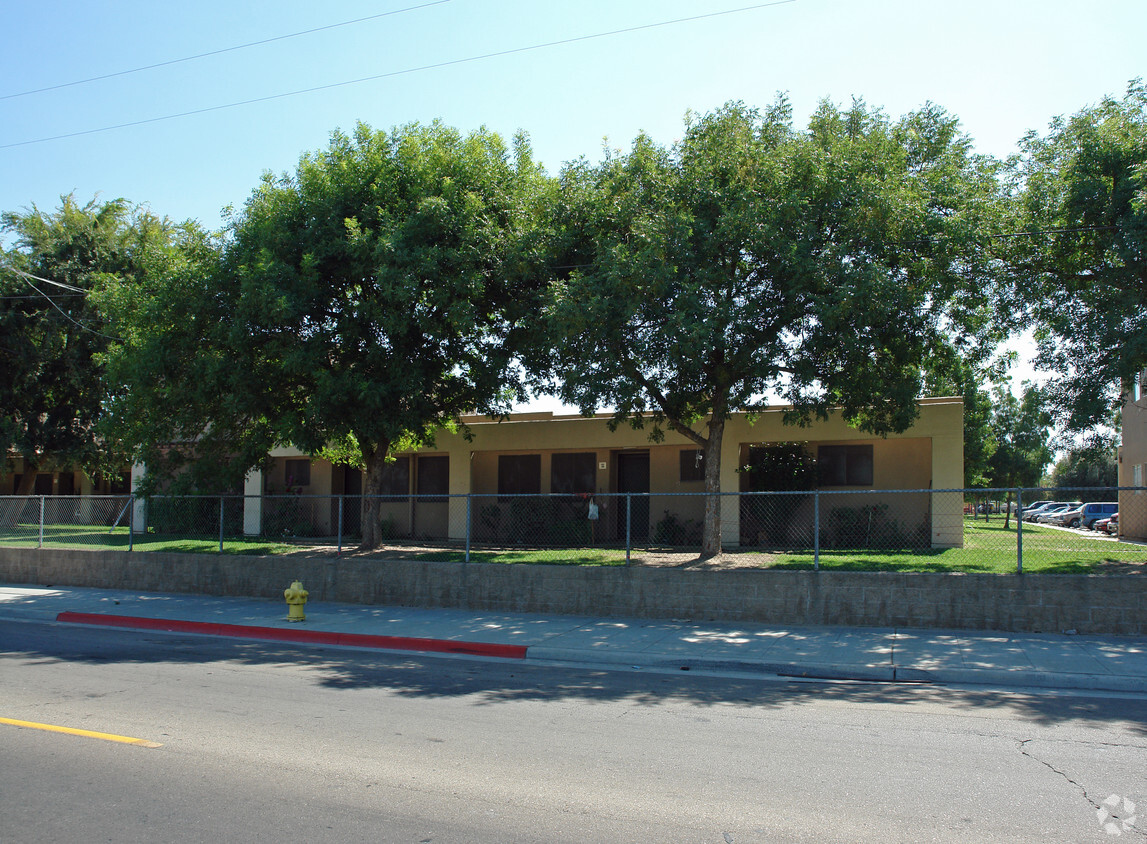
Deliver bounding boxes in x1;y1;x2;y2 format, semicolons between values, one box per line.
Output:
250;397;965;549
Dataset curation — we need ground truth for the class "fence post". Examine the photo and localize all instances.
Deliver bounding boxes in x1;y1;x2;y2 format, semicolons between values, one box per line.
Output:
218;495;225;554
38;495;45;549
813;491;820;571
128;494;134;552
625;494;632;566
465;494;472;564
1015;488;1023;575
337;496;344;557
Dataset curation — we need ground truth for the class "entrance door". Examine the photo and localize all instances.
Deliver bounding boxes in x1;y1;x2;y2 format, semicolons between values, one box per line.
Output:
616;452;650;542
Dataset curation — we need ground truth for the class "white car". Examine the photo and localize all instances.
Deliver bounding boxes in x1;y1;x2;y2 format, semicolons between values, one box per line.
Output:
1034;503;1077;524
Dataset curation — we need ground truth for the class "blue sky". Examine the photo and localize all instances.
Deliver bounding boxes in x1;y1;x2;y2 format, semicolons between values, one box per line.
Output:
2;0;1143;403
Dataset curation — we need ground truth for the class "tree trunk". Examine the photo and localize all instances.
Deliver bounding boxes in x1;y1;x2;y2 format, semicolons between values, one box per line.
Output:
14;468;37;496
700;415;725;559
359;442;391;550
1003;489;1013;530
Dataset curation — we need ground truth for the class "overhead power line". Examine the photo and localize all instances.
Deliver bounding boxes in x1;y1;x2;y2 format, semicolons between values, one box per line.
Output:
1;266;122;341
0;1;451;102
0;1;797;150
0;264;87;292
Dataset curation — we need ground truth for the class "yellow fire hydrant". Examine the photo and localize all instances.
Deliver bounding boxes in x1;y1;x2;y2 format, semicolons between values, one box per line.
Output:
284;580;308;622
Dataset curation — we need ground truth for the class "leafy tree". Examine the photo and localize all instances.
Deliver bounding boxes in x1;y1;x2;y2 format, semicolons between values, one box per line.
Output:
94;223;234;491
102;122;547;547
1007;80;1147;429
923;354;1014;488
985;384;1053;528
0;195;187;497
542;99;1003;557
1048;439;1119;491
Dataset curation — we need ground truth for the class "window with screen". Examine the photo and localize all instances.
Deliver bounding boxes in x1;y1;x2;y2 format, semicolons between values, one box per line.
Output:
417;455;449;502
498;454;541;498
551;453;596;496
818;444;874;486
679;449;705;482
378;456;410;497
285;459;311;487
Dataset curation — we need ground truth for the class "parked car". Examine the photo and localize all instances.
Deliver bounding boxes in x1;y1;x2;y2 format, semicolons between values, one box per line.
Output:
1026;502;1065;523
1043;504;1078;526
1093;514;1114;533
1105;513;1119;536
1035;503;1080;524
1018;501;1056;519
1022;502;1059;522
1075;502;1119;529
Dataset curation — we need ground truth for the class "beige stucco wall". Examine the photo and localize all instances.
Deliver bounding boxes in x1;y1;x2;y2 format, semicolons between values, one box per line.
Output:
1;456;130;497
265;398;963;548
1119;374;1147;541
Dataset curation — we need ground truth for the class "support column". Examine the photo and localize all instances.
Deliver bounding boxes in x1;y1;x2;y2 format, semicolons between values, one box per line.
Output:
447;447;473;542
243;469;263;536
720;434;741;549
130;463;147;534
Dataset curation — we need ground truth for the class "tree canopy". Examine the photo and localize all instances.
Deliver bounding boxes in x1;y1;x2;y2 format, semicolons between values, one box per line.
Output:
1;195;190;494
1008;80;1147;429
983;383;1053;527
1048;440;1119;491
102;121;547;546
541;99;1003;555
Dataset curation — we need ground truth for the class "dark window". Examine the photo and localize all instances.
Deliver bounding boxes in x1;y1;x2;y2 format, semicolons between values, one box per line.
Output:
57;473;75;495
378;457;410;497
680;449;705;482
417;455;449;502
551;453;596;496
498;454;540;498
110;472;132;495
34;474;53;495
284;459;311;487
818;444;874;486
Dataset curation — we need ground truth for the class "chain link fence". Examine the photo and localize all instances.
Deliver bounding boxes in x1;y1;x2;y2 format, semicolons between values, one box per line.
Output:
1;488;1144;573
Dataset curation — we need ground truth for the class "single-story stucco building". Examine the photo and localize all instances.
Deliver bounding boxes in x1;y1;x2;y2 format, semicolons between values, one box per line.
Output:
246;397;965;549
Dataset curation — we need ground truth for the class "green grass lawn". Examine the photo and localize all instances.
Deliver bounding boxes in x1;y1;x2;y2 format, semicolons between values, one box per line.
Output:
0;524;297;556
0;523;628;565
751;519;1147;573
1;518;1141;573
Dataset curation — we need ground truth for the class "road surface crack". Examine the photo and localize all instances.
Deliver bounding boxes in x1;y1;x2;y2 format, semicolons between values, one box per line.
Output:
1017;738;1145;840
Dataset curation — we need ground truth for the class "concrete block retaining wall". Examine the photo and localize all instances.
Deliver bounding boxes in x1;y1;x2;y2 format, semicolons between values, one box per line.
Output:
1;548;1144;635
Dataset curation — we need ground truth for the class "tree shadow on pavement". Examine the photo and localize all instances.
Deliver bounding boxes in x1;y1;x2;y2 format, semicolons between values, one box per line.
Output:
5;619;1146;736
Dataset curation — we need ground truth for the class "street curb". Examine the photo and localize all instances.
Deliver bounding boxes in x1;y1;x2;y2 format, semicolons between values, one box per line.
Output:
526;646;1147;693
527;646;898;681
892;666;1147;694
42;611;1147;694
54;612;528;660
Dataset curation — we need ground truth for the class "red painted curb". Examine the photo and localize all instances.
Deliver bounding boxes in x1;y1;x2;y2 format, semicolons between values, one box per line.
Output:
55;612;528;659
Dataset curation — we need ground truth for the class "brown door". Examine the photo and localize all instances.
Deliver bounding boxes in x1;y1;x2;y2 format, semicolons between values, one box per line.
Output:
616;452;650;542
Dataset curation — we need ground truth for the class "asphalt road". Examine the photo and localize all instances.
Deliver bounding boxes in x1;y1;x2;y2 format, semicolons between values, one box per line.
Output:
2;619;1145;843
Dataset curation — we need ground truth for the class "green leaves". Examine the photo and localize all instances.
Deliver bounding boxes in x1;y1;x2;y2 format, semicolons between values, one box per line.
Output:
1008;80;1147;429
540;99;1003;554
104;120;546;513
1;195;196;484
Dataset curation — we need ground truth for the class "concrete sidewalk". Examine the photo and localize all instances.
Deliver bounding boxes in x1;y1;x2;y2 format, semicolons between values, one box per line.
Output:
2;583;1146;693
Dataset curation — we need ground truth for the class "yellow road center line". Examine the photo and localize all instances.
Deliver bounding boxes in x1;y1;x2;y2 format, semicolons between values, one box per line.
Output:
0;717;162;748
